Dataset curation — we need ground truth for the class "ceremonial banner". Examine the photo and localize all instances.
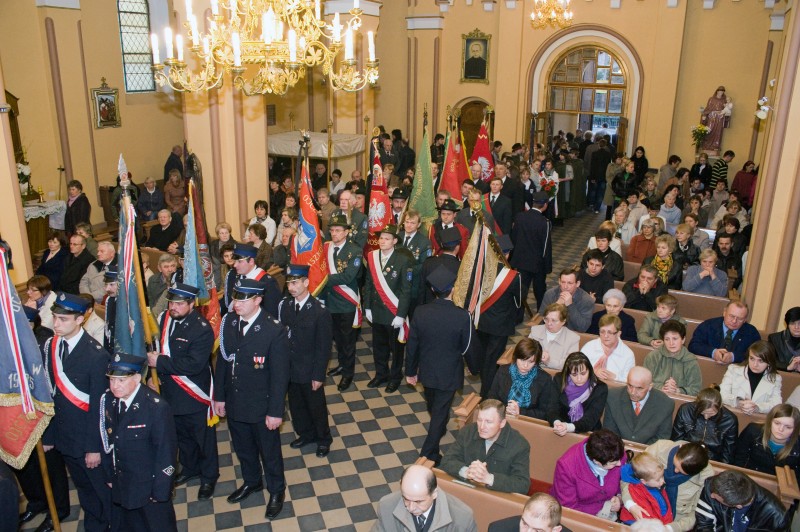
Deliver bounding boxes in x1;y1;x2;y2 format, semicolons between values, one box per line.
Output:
0;248;54;468
452;221;499;326
439;128;470;203
365;145;392;254
116;202;147;357
470;121;494;182
408;126;438;230
184;179;221;337
291;159;328;295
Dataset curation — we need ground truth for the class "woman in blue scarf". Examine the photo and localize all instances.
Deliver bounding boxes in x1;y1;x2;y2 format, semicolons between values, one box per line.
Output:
548;352;608;436
488;338;558;421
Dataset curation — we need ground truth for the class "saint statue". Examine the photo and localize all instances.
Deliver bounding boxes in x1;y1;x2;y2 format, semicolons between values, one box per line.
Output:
700;86;733;154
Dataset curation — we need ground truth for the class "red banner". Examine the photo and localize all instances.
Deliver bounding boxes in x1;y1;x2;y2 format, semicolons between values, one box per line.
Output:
291;161;328;295
440;129;470;202
470;122;495;182
365;147;392;255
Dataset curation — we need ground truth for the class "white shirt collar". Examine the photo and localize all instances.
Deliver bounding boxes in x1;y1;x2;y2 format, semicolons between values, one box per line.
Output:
120;384;142;410
294;294;310;308
241;308;261;334
63;328;85;351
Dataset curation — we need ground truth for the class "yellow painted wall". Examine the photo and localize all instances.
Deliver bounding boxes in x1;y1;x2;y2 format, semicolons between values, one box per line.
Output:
0;1;183;227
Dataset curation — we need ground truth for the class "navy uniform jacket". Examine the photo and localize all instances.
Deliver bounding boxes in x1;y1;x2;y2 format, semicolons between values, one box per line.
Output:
101;386;177;508
104;296;117;354
278;296;333;384
397;231;432;301
405;299;474;391
420;254;461;304
486;193;513;235
363;250;413;325
477;267;522;337
41;332;110;457
216;310;290;422
224;268;281;317
688;317;761;363
509;208;552;275
155;309;215;416
320;240;362;314
501;177;525;218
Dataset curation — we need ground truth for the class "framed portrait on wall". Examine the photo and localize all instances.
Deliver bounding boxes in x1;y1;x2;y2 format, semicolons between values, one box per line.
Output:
461;29;490;84
90;78;121;129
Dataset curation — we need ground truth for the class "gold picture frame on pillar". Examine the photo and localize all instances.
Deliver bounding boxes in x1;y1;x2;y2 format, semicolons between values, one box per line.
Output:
461;29;490;84
90;78;121;129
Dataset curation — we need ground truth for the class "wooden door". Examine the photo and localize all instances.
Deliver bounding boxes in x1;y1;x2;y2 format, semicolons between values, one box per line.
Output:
460;101;488;155
616;117;628;157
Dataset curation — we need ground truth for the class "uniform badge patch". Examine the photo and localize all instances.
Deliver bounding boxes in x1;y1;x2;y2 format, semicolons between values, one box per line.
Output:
407;270;413;281
391;271;398;278
163;466;175;476
354;257;361;267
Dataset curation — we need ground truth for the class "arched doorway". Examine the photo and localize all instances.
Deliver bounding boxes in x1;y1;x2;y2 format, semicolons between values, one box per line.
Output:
458;100;489;154
535;45;629;153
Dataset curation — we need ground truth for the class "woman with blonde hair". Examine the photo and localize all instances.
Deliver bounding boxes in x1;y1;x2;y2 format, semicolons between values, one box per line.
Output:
720;340;783;415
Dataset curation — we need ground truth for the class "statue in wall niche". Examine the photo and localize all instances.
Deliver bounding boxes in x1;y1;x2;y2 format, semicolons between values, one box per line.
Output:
700;86;733;155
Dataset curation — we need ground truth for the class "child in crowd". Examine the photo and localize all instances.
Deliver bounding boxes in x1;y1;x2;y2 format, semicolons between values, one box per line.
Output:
619;452;674;526
637;294;687;348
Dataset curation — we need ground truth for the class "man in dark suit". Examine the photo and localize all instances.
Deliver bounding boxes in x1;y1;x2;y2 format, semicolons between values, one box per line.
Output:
405;266;475;464
147;283;218;501
331;190;369;249
322;214;364;391
489;493;572;532
278;265;334;458
688;300;760;364
456;188;496;235
476;237;521;398
102;353;178;530
224;243;281;316
164;144;183;181
41;292;111;532
428;199;469;259
496;163;524;217
214;279;290;519
469;162;490;194
485;176;513;235
60;234;95;295
510;191;552;322
603;366;674;445
439;399;530;494
390;188;408;226
420;227;462;305
622;265;668;312
398;209;432;317
364;224;413;393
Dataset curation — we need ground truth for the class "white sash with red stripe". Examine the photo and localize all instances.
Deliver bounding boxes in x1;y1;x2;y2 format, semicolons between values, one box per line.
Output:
160;314;217;425
48;336;90;412
479;267;517;314
367;250;410;342
326;242;362;328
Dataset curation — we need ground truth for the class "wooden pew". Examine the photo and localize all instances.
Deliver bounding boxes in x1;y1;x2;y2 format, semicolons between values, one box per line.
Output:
612;280;730;322
592;303;702;343
623;260;640;282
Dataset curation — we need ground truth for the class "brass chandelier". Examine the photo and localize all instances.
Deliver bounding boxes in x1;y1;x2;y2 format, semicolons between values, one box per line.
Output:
530;0;574;30
151;0;380;96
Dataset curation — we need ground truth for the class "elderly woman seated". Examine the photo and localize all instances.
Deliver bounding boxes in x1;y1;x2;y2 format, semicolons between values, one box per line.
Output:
681;249;728;297
550;429;626;519
671;387;738;463
529;303;580;371
548;352;608;436
720;340;783;415
581;314;636;382
643;320;702;396
587;288;637;342
488;338;559;421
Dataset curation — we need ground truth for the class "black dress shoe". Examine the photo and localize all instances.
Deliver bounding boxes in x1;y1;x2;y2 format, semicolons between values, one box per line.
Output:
289;437;310;449
227;482;263;504
265;491;285;519
316;444;330;457
19;509;43;524
337;376;353;391
367;377;388;388
385;381;399;393
198;481;216;500
34;518;55;532
326;365;344;377
174;472;200;486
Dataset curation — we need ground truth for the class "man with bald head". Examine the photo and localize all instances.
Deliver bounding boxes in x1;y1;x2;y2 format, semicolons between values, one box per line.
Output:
469;162;489;194
489;493;571;532
372;465;477;532
603;366;674;444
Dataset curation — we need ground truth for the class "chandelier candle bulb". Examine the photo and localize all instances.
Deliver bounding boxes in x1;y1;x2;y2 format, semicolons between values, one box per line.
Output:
185;0;193;20
190;16;199;47
288;29;297;62
367;31;375;61
164;27;174;59
176;34;184;61
354;0;359;9
151;33;160;64
232;31;241;66
344;29;353;60
229;0;236;17
202;36;210;56
315;0;321;20
332;13;341;42
211;0;218;16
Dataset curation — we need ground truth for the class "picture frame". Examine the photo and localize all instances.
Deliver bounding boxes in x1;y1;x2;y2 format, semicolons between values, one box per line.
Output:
461;29;491;84
90;78;121;129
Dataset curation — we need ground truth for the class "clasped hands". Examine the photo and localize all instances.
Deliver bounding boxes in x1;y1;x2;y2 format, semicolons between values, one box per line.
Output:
464;460;493;485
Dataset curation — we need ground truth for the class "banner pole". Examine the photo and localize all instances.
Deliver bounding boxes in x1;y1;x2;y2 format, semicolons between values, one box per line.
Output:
35;441;62;532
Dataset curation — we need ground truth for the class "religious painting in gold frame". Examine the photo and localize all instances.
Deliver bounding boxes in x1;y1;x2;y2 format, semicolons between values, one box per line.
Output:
461;29;491;84
90;78;121;129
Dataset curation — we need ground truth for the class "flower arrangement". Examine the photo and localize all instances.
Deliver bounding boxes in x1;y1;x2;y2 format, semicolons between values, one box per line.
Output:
691;124;710;149
17;162;31;185
539;176;557;199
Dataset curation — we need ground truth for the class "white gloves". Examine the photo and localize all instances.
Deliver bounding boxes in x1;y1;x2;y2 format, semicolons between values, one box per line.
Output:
391;316;405;329
365;309;373;323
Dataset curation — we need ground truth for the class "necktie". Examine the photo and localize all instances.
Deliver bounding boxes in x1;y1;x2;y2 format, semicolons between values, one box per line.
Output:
240;320;248;334
404;236;411;247
119;401;127;415
169;319;177;337
416;514;425;532
634;401;641;416
394;213;399;224
490;196;496;207
59;339;68;361
295;302;300;314
333;246;340;263
724;329;734;350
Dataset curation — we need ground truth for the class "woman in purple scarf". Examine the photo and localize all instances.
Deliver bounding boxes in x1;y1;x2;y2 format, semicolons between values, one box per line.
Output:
548;352;608;436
